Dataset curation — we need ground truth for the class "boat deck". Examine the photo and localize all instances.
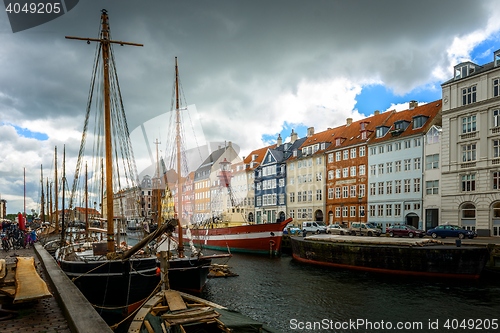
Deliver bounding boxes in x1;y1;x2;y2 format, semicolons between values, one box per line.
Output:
304;234;448;247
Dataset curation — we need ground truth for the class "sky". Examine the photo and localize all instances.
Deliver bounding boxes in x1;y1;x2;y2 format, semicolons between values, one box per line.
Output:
1;0;500;215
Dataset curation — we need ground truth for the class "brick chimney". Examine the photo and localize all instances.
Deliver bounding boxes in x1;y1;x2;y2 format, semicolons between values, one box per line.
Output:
307;127;315;137
290;129;298;143
277;134;282;147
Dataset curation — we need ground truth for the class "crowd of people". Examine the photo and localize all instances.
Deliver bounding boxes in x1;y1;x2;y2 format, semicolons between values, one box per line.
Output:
1;219;38;251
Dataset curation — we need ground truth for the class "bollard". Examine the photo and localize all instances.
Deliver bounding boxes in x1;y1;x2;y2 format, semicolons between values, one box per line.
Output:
455;239;462;247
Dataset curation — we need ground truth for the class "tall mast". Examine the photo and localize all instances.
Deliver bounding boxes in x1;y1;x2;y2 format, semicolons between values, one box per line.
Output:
61;145;66;243
54;146;59;232
154;138;162;227
85;163;89;239
66;9;143;253
40;164;45;223
175;57;184;258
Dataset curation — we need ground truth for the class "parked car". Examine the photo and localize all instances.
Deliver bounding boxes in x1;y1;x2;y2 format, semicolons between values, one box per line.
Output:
283;223;301;235
349;222;381;236
326;223;349;235
426;225;476;239
302;221;327;234
386;225;425;238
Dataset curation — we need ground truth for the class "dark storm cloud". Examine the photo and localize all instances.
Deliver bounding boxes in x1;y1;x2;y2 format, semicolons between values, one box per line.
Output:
0;0;497;213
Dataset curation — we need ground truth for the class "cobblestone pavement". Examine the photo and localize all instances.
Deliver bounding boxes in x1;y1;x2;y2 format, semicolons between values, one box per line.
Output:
1;244;72;333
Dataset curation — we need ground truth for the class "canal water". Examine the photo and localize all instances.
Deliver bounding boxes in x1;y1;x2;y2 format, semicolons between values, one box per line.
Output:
200;251;500;333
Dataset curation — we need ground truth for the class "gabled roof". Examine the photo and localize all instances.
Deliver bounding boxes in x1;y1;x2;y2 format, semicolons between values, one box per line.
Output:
369;99;442;145
243;144;277;171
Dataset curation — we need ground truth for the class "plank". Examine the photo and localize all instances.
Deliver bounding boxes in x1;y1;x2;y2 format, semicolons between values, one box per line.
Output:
164;290;187;311
0;259;5;280
13;257;52;304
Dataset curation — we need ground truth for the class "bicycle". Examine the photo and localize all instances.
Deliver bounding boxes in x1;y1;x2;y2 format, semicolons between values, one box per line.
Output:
1;232;10;252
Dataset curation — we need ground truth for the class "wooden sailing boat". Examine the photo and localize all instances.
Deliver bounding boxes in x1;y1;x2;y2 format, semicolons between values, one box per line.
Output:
55;9;160;323
151;58;231;293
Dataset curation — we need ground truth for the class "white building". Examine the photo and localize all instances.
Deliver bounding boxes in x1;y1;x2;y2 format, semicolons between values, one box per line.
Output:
441;49;500;236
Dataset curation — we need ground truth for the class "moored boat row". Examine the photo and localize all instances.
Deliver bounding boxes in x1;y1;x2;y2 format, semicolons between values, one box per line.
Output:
290;234;491;279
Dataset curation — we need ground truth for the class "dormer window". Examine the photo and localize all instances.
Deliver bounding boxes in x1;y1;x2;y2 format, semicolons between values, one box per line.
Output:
335;138;341;146
375;126;389;138
412;115;429;129
361;131;367;140
495;49;500;67
454;62;479;80
394;120;410;131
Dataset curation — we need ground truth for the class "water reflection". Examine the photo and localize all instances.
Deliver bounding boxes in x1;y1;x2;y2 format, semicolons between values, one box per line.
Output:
201;252;500;333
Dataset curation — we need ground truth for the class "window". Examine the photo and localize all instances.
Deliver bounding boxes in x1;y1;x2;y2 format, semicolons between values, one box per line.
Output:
351;148;356;158
370;147;377;155
359;146;366;157
404;140;411;149
462;115;476;133
350;206;356;217
343;150;349;160
395;180;401;194
336;151;341;161
395;204;401;217
370;183;376;196
413;116;428;129
359;184;365;197
461;174;476;192
395;160;402;172
369;205;375;217
335;187;341;199
414;138;421;147
386;162;393;173
335;207;341;217
462;86;477;105
308;190;313;202
343;167;349;178
404;179;411;193
302;191;307;202
343;186;348;198
297;191;302;202
379;146;384;154
350;166;356;177
359;206;365;218
395;142;401;150
494;140;500;158
328;153;333;163
426;180;439;195
370;165;376;176
386;204;392;217
378;182;384;195
494;78;499;97
404;159;411;171
462;203;476;219
336;169;341;179
328;188;334;199
328;170;334;180
378;205;384;217
350;185;356;197
414;158;421;170
494;110;500;127
386;181;392;194
426;154;439;169
378;164;384;175
462;143;477;162
387;144;392;152
494;172;500;190
414;178;421;192
359;165;366;176
342;206;348;218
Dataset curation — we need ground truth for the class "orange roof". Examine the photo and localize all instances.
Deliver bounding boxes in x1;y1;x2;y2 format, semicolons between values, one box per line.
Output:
243;144;277;171
369;99;442;144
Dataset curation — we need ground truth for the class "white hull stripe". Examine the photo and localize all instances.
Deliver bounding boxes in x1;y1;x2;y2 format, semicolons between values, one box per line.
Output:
190;231;284;242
